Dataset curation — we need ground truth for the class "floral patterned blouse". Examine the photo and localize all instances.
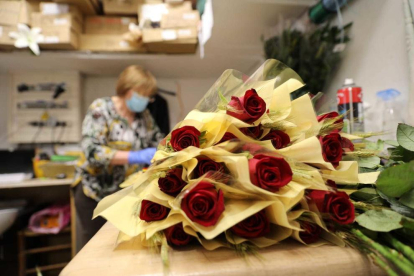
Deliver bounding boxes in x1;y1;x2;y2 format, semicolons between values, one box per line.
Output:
74;97;164;201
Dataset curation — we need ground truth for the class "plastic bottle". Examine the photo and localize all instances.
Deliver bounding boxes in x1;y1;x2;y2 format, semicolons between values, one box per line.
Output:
337;78;364;133
376;89;404;140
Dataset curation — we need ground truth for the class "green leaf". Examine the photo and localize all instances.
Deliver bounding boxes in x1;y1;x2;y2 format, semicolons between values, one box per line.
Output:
218;89;229;105
385;140;399;147
365;140;384;151
401;217;414;231
391;146;414;162
356;209;403;232
350;188;384;205
376;161;414;197
378;190;414;218
400;189;414;209
358;156;381;169
397;123;414;152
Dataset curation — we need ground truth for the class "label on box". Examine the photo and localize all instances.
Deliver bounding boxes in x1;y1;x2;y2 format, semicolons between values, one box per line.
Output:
119;40;129;48
44;36;60;43
182;13;197;20
162;30;177;40
41;3;69;15
121;18;130;25
54;18;69;26
178;29;192;37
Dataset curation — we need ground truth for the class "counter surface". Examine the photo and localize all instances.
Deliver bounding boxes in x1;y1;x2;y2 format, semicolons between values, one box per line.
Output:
0;178;72;189
61;222;383;276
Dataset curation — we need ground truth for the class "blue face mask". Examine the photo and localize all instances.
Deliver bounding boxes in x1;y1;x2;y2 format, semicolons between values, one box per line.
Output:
126;92;149;113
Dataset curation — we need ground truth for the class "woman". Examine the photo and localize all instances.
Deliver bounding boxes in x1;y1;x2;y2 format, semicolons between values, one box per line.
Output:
74;66;164;251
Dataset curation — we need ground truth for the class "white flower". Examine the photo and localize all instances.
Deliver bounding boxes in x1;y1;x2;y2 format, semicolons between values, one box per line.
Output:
9;24;43;56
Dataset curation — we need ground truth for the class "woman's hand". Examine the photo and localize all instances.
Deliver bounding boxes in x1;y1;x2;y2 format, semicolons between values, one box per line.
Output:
128;148;157;165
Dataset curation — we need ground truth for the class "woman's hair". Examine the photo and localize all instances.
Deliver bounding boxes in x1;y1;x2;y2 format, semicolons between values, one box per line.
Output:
116;65;157;97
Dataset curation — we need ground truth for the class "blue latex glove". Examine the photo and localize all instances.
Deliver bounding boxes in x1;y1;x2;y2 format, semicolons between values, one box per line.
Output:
128;148;157;165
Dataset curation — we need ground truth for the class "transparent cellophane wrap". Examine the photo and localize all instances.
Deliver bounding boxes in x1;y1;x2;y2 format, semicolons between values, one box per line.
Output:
93;59;379;250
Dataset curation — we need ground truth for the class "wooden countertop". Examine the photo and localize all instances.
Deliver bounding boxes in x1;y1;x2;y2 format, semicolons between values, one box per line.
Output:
0;178;72;189
61;223;383;276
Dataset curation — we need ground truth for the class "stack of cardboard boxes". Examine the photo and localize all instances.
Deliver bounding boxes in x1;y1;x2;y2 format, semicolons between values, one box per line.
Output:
140;0;199;53
0;0;40;49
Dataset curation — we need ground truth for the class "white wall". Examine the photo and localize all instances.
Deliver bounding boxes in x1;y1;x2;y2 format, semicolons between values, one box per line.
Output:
83;76;217;131
326;0;411;131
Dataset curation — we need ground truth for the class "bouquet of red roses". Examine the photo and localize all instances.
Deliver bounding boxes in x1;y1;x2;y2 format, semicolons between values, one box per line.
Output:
94;60;412;274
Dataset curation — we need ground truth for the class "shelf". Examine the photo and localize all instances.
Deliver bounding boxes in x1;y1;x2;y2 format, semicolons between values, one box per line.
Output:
0;178;72;189
25;243;72;255
21;227;71;237
26;262;68;274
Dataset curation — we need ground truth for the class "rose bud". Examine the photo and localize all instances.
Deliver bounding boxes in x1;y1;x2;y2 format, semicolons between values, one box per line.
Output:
240;124;263;139
181;181;225;227
194;156;225;179
341;137;354;152
170;126;201;151
319;133;343;167
248;154;293;192
299;221;322;244
317;112;343;133
139;200;170;222
227;89;266;124
261;130;290;149
164;223;194;247
230;210;270;239
158;168;187;196
217;132;238;144
307;190;355;225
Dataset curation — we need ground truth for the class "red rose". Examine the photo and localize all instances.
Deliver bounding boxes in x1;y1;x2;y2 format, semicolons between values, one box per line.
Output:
319;133;343;167
261;130;290;149
164;223;194;247
194;156;225;179
308;190;355;225
299;221;322;244
158;168;187;196
230;210;270;239
139;200;170;222
341;137;354;152
181;181;224;227
227;89;266;124
248;154;292;192
317;112;343;133
170;126;201;151
326;180;337;189
217;132;238;144
240;125;263;139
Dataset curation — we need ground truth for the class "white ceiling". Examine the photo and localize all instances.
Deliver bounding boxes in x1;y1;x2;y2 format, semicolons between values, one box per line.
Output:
0;0;314;78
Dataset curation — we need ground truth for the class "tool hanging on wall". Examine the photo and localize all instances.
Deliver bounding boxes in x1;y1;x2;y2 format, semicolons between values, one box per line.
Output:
17;82;67;99
18;101;69;109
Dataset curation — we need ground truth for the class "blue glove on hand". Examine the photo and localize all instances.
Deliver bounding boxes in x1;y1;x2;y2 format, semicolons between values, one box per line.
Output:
128;148;157;165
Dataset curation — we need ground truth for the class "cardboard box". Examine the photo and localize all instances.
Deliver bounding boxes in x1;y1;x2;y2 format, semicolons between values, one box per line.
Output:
103;0;144;15
53;0;98;15
145;38;197;53
40;2;82;21
85;16;137;34
79;34;147;52
38;27;79;50
32;12;83;34
142;27;197;43
138;1;192;24
0;0;40;26
161;10;199;28
0;25;17;49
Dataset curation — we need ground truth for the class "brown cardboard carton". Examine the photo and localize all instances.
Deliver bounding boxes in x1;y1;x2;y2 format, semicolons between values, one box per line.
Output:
79;34;147;52
145;38;197;53
53;0;98;15
84;16;137;34
32;12;83;34
39;2;83;22
103;0;144;16
0;0;40;26
138;1;192;23
142;27;197;43
0;25;17;49
161;10;199;28
38;26;79;50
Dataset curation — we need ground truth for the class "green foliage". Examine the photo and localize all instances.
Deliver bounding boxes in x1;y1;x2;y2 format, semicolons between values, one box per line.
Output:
351;188;385;206
397;123;414;152
400;189;414;209
358;156;381;169
356;209;403;232
263;22;352;99
376;162;414;198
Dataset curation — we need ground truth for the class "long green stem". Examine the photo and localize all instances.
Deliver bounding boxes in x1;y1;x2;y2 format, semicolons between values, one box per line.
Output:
352;229;414;275
369;253;399;276
382;233;414;264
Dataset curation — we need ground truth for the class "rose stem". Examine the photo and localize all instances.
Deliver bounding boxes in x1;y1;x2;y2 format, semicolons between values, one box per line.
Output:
382;233;414;264
351;229;414;275
368;253;399;276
